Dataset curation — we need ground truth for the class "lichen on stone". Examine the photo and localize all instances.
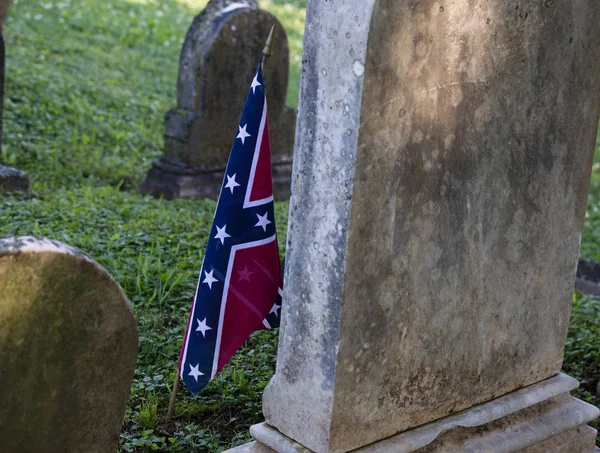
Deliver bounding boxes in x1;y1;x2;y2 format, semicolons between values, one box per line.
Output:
0;236;97;265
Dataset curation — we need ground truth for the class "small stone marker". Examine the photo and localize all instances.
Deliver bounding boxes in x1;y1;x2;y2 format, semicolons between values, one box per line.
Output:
141;0;295;200
227;0;600;452
0;163;30;196
575;259;600;297
0;237;138;453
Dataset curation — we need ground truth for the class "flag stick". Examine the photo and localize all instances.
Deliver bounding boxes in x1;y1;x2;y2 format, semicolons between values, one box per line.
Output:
167;371;180;422
166;26;276;423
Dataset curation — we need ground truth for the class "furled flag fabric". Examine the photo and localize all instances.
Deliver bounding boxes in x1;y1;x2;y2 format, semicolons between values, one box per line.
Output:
179;59;283;394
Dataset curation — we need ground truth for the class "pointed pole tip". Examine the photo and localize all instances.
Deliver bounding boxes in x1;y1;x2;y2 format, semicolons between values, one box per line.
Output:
261;25;276;72
263;25;275;57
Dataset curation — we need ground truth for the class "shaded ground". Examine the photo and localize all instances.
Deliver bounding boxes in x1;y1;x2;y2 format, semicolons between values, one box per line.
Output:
0;0;598;451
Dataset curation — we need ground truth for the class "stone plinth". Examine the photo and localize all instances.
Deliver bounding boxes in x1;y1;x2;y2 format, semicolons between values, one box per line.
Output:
227;0;600;452
230;374;599;452
141;0;295;200
0;237;138;453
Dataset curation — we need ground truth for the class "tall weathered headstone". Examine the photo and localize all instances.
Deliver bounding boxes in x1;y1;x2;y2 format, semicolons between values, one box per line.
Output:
228;0;600;452
0;0;30;198
141;0;295;200
0;237;138;453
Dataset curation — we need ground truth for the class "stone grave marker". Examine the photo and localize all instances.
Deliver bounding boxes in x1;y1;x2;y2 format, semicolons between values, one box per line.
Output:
0;0;30;197
0;163;30;195
228;0;600;452
0;237;138;453
0;0;9;28
141;0;296;200
575;259;600;297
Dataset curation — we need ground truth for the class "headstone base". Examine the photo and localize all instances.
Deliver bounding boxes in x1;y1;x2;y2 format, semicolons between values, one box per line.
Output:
575;259;600;297
0;165;30;197
226;374;599;453
140;158;292;200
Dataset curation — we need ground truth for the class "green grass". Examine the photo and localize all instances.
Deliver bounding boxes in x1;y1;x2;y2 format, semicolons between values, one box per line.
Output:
1;0;302;451
1;0;599;450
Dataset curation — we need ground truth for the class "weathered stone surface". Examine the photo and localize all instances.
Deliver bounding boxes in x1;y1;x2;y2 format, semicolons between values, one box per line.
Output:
141;0;295;200
414;395;598;453
0;0;10;28
141;157;293;200
245;374;598;453
0;237;138;453
0;164;30;196
351;374;591;453
261;1;600;452
237;379;598;453
227;441;277;453
250;424;313;453
519;425;597;453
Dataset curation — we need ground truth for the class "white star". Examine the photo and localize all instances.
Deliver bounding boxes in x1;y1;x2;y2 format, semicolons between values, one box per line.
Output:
237;265;254;282
236;124;251;145
203;269;218;289
214;224;231;244
224;174;241;194
250;74;262;94
196;317;212;337
255;212;272;232
189;363;204;382
269;303;281;317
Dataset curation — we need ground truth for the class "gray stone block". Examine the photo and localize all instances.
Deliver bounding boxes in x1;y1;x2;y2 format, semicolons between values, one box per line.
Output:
254;0;600;452
413;395;597;453
519;425;597;453
227;442;277;453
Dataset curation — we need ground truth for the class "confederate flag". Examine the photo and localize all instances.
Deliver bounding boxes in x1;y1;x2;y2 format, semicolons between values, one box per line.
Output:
179;59;283;394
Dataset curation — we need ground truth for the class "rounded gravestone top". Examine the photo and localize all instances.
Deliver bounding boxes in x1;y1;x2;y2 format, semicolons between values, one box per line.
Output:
0;236;138;453
176;5;290;167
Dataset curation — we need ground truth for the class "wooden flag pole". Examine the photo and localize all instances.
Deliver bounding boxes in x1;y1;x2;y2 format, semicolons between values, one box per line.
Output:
167;371;180;422
166;26;276;423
